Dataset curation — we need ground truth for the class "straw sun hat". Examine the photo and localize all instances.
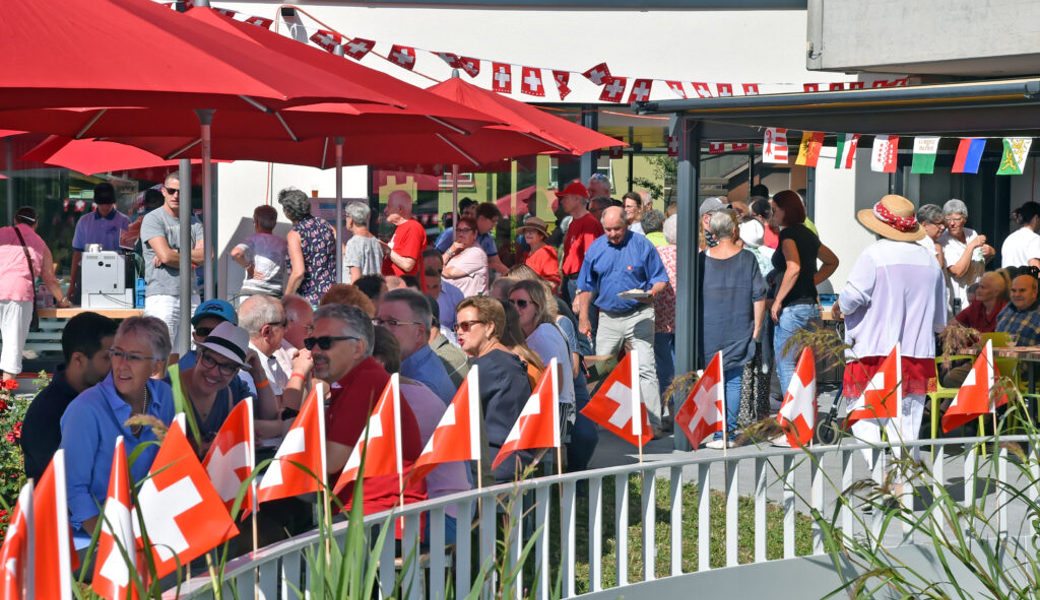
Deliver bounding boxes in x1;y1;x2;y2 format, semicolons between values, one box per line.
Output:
856;194;925;242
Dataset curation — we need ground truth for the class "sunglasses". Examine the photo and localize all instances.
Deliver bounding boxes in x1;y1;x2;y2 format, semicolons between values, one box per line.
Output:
453;320;485;333
372;318;422;328
194;326;214;338
199;350;240;377
164;186;180;195
303;335;359;350
509;298;533;309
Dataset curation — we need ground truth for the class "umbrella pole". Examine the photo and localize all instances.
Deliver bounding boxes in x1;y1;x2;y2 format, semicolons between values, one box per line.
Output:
452;164;459;242
335;138;345;282
178;159;193;357
197;110;215;301
5;140;12;225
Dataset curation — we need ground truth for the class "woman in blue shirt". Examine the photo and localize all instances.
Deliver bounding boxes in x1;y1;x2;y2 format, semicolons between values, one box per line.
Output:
61;316;174;545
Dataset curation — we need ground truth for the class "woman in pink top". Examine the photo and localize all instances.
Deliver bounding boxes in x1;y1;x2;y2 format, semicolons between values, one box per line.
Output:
0;208;68;379
442;217;489;299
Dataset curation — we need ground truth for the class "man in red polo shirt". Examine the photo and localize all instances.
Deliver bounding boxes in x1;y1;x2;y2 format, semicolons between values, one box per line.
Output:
559;181;603;305
382;190;427;292
310;303;425;514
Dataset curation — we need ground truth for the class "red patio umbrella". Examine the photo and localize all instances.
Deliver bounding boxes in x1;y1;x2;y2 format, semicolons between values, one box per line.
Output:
20;136;228;176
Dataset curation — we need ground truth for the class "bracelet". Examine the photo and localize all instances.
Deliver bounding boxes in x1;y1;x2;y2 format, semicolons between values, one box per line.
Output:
255;380;270;389
290;372;307;382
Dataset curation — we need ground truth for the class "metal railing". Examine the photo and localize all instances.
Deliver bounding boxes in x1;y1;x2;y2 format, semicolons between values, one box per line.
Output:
175;435;1038;600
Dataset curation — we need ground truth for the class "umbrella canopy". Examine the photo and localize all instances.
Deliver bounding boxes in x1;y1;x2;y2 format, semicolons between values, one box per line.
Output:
20;136;228;175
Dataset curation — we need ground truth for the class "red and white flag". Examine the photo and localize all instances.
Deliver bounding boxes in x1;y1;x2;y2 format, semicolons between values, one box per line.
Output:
846;345;902;427
410;366;482;484
33;449;74;600
203;398;255;518
258;384;327;504
803;83;820;92
243;16;273;29
491;63;512;93
93;436;138;600
776;348;817;447
136;417;238;579
309;29;341;53
716;83;734;97
580;353;653;447
834;133;861;170
829;82;845;91
520;67;545;97
665;81;687;98
213;7;236;18
435;51;461;68
731;143;749;152
582;62;611;86
691;82;713;98
742;83;760;95
763;127;789;164
459;57;480;77
493;359;560;470
943;341;1008;433
599;76;627;103
552;70;571;100
848;81;866;90
870;135;900;173
0;482;32;600
872;79;890;88
388;45;416;70
628;79;653;103
335;374;405;494
674;352;724;449
708;142;725;155
667;136;680;157
344;38;375;61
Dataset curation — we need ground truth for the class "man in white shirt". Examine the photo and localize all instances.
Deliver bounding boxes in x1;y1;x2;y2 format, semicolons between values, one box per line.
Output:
1001;201;1040;269
239;294;311;411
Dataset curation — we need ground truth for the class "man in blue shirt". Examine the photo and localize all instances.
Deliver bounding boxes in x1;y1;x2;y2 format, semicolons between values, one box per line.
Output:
376;288;457;404
575;206;670;434
68;182;131;303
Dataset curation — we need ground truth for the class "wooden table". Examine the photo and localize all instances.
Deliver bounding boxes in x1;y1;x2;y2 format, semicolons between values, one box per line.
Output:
38;307;144;319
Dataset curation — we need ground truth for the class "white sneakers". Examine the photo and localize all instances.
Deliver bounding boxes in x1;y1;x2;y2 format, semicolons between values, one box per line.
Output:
705;438;736;450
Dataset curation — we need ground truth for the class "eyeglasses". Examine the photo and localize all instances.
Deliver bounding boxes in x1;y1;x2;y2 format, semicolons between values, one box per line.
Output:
509;298;534;309
194;326;214;338
303;335;359;350
199;351;240;377
453;320;485;333
456;228;474;233
266;320;287;328
372;318;422;328
108;348;157;363
164;186;180;196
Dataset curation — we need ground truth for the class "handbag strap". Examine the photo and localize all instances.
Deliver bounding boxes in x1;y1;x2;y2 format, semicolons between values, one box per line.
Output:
12;225;35;281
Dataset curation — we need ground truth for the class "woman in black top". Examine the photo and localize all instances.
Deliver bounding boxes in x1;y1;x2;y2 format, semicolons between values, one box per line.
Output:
768;190;839;397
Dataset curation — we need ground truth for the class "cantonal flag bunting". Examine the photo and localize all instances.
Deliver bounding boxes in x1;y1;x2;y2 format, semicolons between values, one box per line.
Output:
776;348;817;447
952;138;986;174
93;436;138;600
409;366;483;485
845;345;901;427
911;137;940;174
0;482;32;600
834;133;860;169
796;131;825;167
493;358;560;470
943;341;1008;433
335;374;405;494
870;135;900;173
202;397;255;518
674;351;724;449
998;137;1032;175
258;384;327;504
762;127;788;164
580;352;653;447
34;449;75;600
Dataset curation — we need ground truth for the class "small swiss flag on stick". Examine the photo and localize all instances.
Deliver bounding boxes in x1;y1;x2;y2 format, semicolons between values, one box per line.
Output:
674;352;724;449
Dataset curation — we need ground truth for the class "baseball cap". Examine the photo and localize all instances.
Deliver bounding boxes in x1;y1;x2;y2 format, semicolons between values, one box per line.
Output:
191;299;238;326
557;181;589;199
699;197;728;217
196;321;250;369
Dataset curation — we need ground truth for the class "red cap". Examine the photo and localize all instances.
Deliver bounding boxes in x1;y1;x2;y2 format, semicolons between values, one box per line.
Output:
557;181;589;199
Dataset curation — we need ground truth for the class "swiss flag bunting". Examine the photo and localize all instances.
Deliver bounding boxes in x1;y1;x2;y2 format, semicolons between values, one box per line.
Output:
667;136;679;157
674;352;724;449
848;81;866;90
552;70;571;100
716;83;734;97
459;57;481;77
213;7;236;17
829;82;845;91
492;62;512;93
846;345;902;427
943;341;1008;433
628;78;653;103
776;348;817;447
244;16;273;28
310;29;342;53
742;83;760;95
872;79;890;88
580;353;653;447
389;45;417;70
0;482;32;600
410;366;483;485
203;398;255;519
803;83;820;92
93;436;138;600
708;142;726;154
344;38;375;61
582;62;611;86
335;374;405;494
666;80;687;98
493;359;560;470
599;76;627;102
731;143;749;152
691;82;713;98
435;51;461;68
520;66;545;97
258;384;327;504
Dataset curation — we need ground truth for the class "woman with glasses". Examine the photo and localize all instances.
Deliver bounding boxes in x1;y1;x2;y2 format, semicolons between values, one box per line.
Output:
509;280;575;406
442;217;488;298
454;296;533;482
939;199;995;314
61;316;173;546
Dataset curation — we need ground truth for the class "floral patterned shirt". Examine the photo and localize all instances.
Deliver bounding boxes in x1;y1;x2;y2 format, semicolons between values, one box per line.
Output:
654;245;677;333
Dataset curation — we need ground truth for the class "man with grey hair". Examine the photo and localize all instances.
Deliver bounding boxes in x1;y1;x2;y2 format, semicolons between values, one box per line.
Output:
915;203;946;268
316;303;425;510
382;190;427;292
241;295;311;408
699;196;728;248
375;288;456;404
642;209;667;247
141;172;204;351
588;173;611;200
938;199;994;313
231;205;287;303
343;201;383;283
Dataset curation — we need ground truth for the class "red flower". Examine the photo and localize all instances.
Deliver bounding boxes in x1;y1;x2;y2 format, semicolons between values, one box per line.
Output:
5;422;21;443
0;400;8;413
2;380;17;391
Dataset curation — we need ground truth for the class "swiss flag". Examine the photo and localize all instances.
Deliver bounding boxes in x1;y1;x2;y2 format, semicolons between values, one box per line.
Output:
708;142;725;155
872;79;890;88
0;482;32;600
666;80;687;98
33;450;75;600
409;366;482;484
943;341;1008;433
776;348;817;447
203;398;255;518
742;83;760;95
520;67;545;97
674;352;724;449
582;62;611;86
803;83;820;92
667;136;679;157
628;79;653;103
599;76;627;103
257;384;327;504
344;38;375;61
491;63;512;93
309;29;341;53
435;51;461;68
335;374;405;494
690;82;713;98
493;359;560;470
459;57;480;77
552;70;571;100
580;353;652;447
135;417;238;579
846;345;902;427
389;45;417;70
213;7;236;17
243;16;273;29
848;81;866;90
93;436;138;600
716;83;734;97
731;143;749;152
829;82;845;91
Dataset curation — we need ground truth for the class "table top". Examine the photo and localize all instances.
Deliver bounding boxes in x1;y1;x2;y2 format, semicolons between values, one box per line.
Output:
38;307;144;319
